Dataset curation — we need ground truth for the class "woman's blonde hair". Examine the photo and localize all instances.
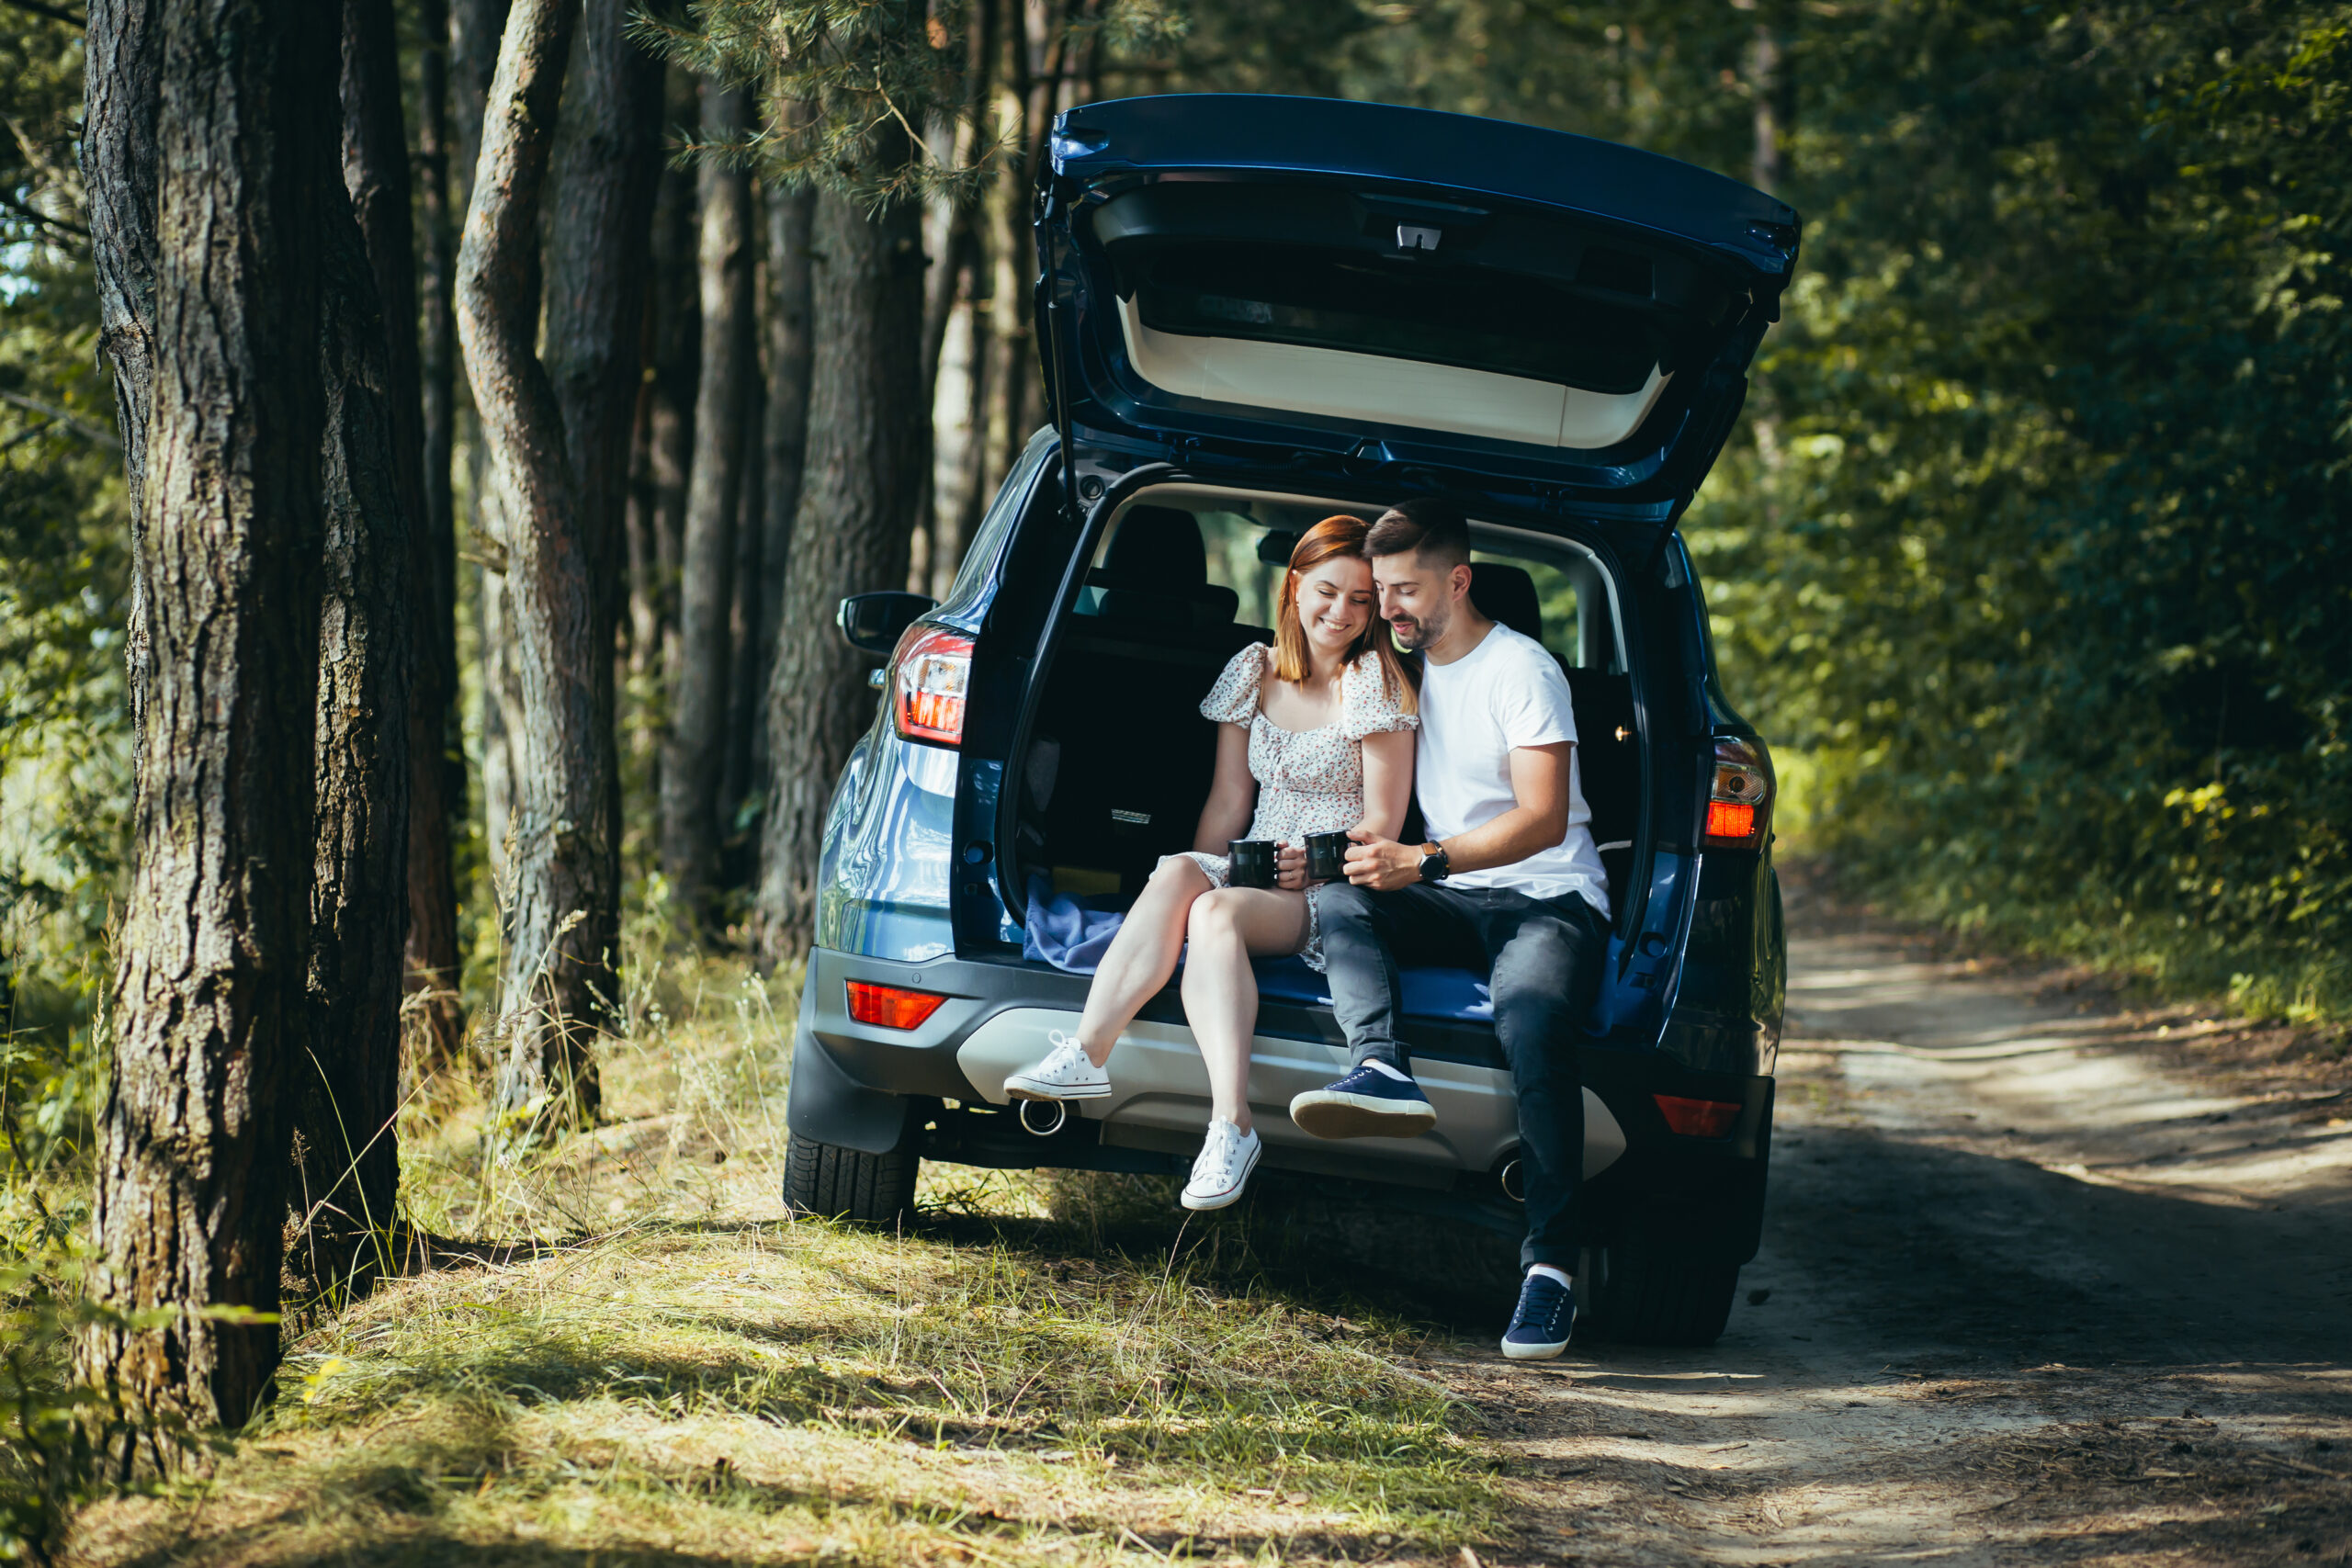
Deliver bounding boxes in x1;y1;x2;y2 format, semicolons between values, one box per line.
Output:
1271;515;1419;714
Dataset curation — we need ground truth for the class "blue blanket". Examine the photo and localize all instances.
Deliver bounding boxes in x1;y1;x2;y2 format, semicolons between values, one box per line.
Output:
1021;876;1131;974
1022;878;1494;1021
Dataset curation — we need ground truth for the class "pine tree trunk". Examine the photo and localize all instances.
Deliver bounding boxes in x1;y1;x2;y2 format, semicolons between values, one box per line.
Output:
743;180;815;826
639;79;699;702
407;0;470;1068
277;0;423;1283
660;80;753;920
755;158;925;962
82;0;343;1448
452;0;513;878
544;0;659;948
84;0;160;750
457;0;617;1128
719;234;766;856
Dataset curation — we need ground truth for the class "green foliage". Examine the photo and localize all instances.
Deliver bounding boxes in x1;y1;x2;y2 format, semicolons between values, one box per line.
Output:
1688;0;2352;1018
0;15;128;1133
647;0;996;206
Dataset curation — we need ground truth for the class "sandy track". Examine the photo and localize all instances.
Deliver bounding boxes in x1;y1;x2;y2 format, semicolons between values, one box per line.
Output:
1431;904;2352;1566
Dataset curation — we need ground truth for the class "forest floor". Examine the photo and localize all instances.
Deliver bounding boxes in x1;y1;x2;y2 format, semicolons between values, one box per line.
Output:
68;876;2352;1566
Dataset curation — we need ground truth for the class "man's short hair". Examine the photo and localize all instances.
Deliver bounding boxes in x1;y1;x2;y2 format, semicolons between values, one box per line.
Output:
1366;497;1471;570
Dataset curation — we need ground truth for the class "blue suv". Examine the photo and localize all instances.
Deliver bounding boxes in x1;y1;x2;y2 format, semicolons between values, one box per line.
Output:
785;95;1792;1346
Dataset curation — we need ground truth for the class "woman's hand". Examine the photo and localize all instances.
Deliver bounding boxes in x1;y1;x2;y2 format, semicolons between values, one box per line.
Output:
1275;840;1307;890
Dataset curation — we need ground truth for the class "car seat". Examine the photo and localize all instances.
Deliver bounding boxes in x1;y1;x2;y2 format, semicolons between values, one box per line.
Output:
1090;505;1242;630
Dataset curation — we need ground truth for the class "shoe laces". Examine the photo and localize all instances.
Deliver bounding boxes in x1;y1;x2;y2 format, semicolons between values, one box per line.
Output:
1043;1031;1090;1067
1511;1275;1571;1335
1195;1121;1249;1178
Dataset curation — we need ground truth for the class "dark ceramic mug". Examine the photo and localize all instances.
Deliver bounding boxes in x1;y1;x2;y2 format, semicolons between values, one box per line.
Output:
1305;829;1352;884
1227;839;1278;889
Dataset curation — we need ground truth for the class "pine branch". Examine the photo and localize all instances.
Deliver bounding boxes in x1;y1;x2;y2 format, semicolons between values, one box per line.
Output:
0;0;85;28
0;190;89;239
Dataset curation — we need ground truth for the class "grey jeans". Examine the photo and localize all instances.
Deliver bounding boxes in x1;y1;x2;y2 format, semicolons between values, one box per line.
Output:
1315;880;1611;1272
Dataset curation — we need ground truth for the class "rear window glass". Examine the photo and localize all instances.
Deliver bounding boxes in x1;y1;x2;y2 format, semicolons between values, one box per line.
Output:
1073;499;1613;671
1134;243;1663;395
1076;505;1295;634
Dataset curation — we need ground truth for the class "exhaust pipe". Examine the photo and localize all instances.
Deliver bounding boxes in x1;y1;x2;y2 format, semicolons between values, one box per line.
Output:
1017;1099;1069;1137
1499;1158;1526;1203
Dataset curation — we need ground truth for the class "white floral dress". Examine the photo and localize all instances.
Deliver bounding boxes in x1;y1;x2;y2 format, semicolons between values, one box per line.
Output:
1170;643;1418;970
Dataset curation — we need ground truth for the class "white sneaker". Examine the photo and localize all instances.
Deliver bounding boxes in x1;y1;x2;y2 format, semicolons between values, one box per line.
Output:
1003;1032;1111;1101
1181;1119;1261;1211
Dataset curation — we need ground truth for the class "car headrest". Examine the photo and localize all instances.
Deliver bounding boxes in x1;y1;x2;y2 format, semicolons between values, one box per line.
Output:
1470;562;1542;644
1102;505;1207;588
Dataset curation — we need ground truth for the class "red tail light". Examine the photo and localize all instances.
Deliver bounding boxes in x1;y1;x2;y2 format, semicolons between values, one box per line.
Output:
1654;1093;1742;1138
1700;736;1772;850
891;625;973;746
846;981;948;1030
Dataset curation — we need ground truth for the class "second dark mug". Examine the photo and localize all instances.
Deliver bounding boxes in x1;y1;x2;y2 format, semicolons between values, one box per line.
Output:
1305;829;1351;883
1227;839;1278;889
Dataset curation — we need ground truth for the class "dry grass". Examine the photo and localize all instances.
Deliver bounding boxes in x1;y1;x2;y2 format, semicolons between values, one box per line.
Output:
67;951;1506;1567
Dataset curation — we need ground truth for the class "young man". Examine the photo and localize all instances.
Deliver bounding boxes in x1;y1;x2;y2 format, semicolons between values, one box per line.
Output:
1287;498;1612;1361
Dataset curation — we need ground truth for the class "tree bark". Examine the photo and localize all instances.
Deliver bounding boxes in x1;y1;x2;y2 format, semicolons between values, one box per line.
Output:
82;0;342;1446
660;79;753;920
719;222;766;858
457;0;616;1128
408;0;470;1069
273;0;421;1285
639;81;699;689
756;155;925;961
449;0;512;207
544;0;660;956
453;0;514;882
83;0;160;749
742;179;815;828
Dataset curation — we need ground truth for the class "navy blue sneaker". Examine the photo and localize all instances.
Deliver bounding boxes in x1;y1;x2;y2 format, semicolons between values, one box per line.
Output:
1502;1272;1576;1360
1287;1064;1437;1140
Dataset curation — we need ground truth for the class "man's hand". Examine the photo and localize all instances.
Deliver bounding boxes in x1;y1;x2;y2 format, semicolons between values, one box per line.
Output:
1275;840;1307;891
1343;829;1425;892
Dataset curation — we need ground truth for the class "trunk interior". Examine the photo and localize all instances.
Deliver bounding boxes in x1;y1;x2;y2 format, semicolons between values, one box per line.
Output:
1007;485;1645;931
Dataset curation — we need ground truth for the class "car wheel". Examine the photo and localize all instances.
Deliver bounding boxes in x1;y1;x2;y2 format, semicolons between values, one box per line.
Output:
1577;1245;1740;1347
782;1129;920;1227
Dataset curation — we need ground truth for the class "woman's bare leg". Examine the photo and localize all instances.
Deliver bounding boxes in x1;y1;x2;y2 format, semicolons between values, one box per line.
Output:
1180;888;1311;1134
1073;857;1213;1066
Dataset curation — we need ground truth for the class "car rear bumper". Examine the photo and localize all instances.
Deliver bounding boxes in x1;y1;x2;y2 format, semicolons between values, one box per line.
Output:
792;944;1774;1259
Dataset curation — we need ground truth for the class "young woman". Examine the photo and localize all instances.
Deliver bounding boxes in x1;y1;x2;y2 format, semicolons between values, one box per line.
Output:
1001;514;1419;1210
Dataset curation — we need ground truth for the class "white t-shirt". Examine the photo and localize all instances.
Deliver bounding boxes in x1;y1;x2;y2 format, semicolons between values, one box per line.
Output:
1416;621;1611;917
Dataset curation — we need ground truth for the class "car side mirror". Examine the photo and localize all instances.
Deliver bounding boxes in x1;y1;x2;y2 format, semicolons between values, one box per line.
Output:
837;592;938;656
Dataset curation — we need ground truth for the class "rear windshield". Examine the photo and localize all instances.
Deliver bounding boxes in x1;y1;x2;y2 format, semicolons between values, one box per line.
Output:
1075;499;1615;671
1133;243;1664;395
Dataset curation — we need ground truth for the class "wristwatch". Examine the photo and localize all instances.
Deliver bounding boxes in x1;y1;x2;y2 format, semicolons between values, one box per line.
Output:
1417;841;1451;883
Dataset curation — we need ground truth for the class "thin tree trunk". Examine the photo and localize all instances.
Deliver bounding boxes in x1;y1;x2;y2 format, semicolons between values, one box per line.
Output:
756;155;925;961
449;0;511;206
660;80;752;921
453;0;513;877
719;231;765;862
1747;25;1783;196
544;0;660;959
83;0;159;752
408;0;469;1068
280;0;422;1286
457;0;616;1128
640;73;698;694
743;179;815;829
83;0;341;1449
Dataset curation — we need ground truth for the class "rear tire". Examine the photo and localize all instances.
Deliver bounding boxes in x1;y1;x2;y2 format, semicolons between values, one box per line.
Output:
1579;1245;1740;1347
783;1129;920;1227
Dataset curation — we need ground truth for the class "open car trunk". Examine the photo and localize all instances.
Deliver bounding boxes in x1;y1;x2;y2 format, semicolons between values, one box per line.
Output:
1001;485;1648;1029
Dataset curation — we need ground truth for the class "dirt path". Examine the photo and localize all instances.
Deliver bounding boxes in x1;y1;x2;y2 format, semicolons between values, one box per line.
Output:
1436;901;2352;1565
